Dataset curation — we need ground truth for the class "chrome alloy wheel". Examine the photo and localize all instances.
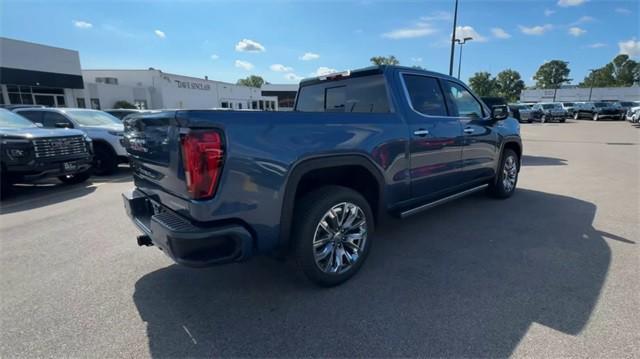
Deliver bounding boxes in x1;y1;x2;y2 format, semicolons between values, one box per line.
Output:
502;155;518;193
312;202;367;274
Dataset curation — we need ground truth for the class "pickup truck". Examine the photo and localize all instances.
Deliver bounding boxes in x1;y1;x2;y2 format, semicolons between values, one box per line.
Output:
1;109;93;197
122;66;522;286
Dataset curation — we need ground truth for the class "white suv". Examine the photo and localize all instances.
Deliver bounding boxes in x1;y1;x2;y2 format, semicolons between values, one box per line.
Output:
15;108;126;175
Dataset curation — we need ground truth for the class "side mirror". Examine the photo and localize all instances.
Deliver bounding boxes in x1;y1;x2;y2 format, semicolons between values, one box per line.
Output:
55;122;72;129
491;105;509;121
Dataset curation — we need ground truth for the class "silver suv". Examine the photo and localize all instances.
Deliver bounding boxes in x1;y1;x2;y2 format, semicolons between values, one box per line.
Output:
14;108;126;175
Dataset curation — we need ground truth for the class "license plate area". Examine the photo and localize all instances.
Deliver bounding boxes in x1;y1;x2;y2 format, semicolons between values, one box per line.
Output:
62;161;78;172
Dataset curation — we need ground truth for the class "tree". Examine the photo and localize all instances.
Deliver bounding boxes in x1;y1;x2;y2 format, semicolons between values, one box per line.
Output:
495;69;525;102
370;55;399;65
579;54;640;87
533;60;572;89
468;71;498;97
113;100;137;109
237;75;265;88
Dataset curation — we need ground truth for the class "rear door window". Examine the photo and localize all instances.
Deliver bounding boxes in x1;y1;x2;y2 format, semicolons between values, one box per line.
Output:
296;74;391;113
402;74;447;116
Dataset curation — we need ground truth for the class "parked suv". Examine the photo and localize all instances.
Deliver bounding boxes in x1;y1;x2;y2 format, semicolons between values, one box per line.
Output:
1;109;93;197
122;65;522;286
560;102;576;118
573;102;625;121
15;108;126;175
530;103;567;123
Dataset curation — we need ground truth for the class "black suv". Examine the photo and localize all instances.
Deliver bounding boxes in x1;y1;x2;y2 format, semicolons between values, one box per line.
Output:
0;109;93;197
574;102;625;121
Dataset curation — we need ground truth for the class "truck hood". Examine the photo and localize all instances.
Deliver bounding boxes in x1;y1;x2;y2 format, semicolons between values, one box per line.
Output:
0;127;86;140
79;123;124;131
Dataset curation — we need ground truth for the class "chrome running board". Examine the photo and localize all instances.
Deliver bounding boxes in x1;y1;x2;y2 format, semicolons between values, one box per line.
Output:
400;184;489;218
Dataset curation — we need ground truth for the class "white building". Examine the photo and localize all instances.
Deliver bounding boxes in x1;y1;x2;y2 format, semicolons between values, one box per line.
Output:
81;69;278;110
520;87;640;103
1;37;279;111
261;83;299;111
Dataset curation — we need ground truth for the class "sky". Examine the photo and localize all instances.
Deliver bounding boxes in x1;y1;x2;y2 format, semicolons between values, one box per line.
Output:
1;0;639;86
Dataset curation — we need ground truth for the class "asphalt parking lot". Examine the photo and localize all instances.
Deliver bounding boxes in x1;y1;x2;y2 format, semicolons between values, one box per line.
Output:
1;120;638;358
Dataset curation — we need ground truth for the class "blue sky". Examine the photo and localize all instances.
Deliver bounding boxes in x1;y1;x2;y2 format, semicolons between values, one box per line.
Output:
2;0;639;85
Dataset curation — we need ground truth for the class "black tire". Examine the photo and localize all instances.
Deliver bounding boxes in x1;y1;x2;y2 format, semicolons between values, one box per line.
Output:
58;170;92;184
0;171;10;200
488;149;519;199
292;186;374;287
560;118;566;123
93;144;118;175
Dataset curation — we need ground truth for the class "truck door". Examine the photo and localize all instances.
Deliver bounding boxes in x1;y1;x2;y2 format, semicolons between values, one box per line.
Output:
401;73;464;200
441;80;499;183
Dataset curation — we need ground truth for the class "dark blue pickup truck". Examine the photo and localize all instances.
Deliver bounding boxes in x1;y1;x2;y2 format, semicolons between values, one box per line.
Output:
122;65;522;286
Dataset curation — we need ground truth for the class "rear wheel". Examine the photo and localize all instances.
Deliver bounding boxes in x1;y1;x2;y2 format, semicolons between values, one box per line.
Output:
58;170;91;185
93;144;118;175
292;186;374;287
488;149;519;199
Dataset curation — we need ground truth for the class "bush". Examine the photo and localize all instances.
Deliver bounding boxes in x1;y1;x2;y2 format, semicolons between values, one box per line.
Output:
113;100;137;109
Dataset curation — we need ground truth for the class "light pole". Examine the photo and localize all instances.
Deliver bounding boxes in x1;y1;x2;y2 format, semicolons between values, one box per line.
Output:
455;37;473;79
448;0;459;76
587;68;596;101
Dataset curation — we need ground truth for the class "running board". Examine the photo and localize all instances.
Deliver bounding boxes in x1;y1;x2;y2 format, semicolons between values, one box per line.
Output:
399;184;489;218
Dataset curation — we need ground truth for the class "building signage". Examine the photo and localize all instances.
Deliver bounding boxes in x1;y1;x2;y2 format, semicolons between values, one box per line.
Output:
174;80;211;91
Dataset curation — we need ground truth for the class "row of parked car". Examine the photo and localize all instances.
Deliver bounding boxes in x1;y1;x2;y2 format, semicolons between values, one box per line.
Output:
0;105;137;198
482;98;639;124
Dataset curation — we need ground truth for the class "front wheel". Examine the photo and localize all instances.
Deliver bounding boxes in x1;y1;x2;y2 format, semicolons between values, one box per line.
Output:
93;145;118;176
293;186;374;287
488;149;519;199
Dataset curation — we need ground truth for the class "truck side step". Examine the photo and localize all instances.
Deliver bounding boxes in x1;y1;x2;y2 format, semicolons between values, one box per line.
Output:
400;184;489;218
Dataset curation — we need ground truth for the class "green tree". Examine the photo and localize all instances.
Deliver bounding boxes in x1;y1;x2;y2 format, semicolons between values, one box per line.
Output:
237;75;265;88
580;55;640;87
533;60;572;89
495;69;525;102
113;100;137;109
468;71;498;97
370;55;399;65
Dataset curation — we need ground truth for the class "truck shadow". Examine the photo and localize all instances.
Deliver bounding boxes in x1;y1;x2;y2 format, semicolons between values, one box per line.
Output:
133;189;614;357
522;155;568;166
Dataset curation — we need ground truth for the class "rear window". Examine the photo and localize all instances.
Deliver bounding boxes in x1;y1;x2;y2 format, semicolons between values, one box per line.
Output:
295;75;391;113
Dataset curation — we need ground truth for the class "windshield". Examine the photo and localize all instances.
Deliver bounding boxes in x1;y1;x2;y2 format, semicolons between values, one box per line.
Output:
594;103;608;108
542;104;559;109
66;110;121;126
0;109;37;128
563;103;574;106
619;102;633;107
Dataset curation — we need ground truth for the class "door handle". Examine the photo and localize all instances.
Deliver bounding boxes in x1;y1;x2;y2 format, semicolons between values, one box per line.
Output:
463;127;475;134
413;129;430;137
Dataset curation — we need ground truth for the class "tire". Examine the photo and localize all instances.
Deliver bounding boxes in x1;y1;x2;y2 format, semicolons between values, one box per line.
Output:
488;149;519;199
92;144;118;175
292;186;374;287
541;115;546;123
58;170;92;184
560;118;566;123
0;171;10;200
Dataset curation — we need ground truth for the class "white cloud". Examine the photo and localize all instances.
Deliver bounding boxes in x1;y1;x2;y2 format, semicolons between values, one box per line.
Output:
410;57;423;62
587;43;606;48
73;20;92;29
210;54;219;60
455;26;487;42
568;27;587;36
235;39;265;53
618;38;640;57
299;52;320;61
572;16;595;25
235;60;254;71
420;11;451;21
491;27;511;39
154;30;166;39
270;64;294;72
544;9;556;16
382;22;437;39
284;73;303;82
558;0;586;7
519;24;553;35
615;7;631;14
312;67;338;76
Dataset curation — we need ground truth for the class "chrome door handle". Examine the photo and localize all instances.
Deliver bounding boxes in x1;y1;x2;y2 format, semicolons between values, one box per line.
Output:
413;129;430;137
463;128;475;134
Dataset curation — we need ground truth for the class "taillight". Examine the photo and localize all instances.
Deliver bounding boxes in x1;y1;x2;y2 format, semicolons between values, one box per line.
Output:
180;130;224;199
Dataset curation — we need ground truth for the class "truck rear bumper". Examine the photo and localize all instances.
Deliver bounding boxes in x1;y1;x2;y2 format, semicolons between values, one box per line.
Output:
122;189;253;267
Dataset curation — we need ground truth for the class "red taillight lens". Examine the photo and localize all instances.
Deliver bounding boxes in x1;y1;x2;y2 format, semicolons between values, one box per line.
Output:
180;130;224;199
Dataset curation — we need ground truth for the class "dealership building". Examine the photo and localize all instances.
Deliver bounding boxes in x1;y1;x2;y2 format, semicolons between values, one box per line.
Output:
1;37;287;111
